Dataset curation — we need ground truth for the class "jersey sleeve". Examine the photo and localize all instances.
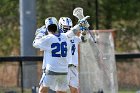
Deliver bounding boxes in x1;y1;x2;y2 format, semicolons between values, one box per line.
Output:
76;36;82;43
65;24;81;38
33;35;50;50
72;36;81;44
65;30;75;38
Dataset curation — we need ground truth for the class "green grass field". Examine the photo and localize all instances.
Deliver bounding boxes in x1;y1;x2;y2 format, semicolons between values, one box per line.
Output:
0;87;137;93
119;90;136;93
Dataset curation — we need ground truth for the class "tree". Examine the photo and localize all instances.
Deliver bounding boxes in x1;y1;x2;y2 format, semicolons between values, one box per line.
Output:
0;0;140;56
99;0;140;52
0;0;19;56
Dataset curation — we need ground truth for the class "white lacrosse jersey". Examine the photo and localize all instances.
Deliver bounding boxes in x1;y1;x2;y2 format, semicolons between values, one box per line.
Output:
69;36;81;66
33;33;71;73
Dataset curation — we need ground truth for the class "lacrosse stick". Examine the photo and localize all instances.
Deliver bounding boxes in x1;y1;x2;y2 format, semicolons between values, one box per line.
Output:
73;7;104;60
73;7;97;43
73;7;112;74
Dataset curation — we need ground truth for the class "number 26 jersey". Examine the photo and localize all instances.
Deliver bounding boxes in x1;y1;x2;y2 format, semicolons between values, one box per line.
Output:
33;33;71;73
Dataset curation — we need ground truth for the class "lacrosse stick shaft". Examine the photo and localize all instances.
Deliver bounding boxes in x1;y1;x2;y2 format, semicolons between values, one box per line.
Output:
87;29;97;43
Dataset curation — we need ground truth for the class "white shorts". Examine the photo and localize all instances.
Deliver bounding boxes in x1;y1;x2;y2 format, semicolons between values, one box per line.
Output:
68;66;79;88
39;73;69;91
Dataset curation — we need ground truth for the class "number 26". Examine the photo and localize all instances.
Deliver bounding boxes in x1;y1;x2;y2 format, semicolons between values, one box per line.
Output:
51;42;67;57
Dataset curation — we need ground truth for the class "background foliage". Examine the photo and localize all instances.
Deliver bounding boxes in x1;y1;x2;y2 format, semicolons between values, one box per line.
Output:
0;0;140;56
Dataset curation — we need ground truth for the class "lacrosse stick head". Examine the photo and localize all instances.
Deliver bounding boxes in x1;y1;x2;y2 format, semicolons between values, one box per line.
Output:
73;7;84;19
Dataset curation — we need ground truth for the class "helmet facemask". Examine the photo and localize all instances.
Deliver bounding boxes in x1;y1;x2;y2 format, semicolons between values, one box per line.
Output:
61;25;71;33
59;17;72;33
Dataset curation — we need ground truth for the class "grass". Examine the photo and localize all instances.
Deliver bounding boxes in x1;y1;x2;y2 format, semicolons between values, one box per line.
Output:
119;90;136;93
0;87;31;93
0;87;138;93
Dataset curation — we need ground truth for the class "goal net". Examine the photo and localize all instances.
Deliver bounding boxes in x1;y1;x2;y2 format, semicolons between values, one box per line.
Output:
79;30;118;93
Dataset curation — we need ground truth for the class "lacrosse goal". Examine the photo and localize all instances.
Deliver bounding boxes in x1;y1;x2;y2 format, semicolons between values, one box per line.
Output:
79;29;118;93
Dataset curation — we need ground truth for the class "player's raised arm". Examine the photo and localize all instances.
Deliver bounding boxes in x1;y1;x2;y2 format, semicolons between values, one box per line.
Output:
33;35;50;50
33;17;58;50
65;16;90;38
34;25;48;39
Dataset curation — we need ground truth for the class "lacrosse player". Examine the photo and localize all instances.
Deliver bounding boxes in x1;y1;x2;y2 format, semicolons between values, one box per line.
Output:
33;17;88;93
59;17;88;93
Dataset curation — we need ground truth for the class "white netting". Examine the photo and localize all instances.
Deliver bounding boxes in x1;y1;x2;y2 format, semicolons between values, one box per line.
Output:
73;7;84;20
79;30;118;93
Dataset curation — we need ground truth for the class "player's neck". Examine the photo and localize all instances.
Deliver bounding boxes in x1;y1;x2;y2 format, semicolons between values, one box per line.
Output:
48;31;59;35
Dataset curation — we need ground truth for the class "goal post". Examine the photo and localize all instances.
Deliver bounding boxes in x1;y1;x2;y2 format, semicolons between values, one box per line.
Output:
79;29;118;93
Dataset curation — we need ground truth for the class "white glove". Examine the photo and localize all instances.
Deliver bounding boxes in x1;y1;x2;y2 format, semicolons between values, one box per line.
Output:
80;31;87;42
35;25;48;36
35;25;48;39
85;21;90;28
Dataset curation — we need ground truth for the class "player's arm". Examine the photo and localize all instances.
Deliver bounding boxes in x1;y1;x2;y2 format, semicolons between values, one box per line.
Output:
66;16;89;38
65;22;88;38
74;18;90;42
76;20;89;42
33;35;49;50
65;24;81;38
35;25;48;40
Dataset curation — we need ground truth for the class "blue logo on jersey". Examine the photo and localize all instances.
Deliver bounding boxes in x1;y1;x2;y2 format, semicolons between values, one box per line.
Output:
70;40;74;43
58;38;61;41
70;40;76;55
51;42;67;57
71;44;76;55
